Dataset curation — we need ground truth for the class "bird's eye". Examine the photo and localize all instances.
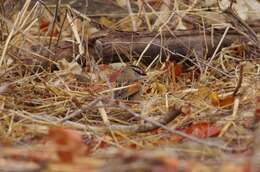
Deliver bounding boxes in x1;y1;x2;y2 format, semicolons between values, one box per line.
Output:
130;65;147;76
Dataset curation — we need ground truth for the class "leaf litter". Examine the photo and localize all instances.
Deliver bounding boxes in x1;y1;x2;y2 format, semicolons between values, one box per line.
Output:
0;0;259;171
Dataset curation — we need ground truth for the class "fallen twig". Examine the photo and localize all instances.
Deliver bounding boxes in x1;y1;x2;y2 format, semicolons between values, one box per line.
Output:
233;63;244;96
118;103;247;152
110;105;182;133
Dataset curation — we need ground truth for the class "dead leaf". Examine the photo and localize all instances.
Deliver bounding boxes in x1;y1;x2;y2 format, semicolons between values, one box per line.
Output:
188;162;213;172
255;96;260;122
162;157;181;171
171;122;220;142
173;63;183;78
164;61;183;79
184;122;220;138
48;127;88;162
219;163;244;172
39;18;49;32
39;18;59;36
210;92;235;108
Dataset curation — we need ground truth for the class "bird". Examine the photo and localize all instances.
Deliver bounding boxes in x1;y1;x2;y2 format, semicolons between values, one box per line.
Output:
114;64;147;100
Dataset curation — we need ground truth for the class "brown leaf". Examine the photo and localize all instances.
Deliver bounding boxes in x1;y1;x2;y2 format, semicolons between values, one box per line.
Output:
39;18;49;32
39;18;59;36
184;122;220;139
162;157;181;171
255;96;260;122
48;127;88;163
170;122;220;142
210;92;235;108
164;61;183;79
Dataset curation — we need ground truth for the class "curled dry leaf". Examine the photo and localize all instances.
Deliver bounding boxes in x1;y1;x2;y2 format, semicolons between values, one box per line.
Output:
184;122;220;139
162;157;184;171
171;122;220;142
164;61;183;79
210;92;235;108
48;127;88;163
39;18;49;32
39;18;59;36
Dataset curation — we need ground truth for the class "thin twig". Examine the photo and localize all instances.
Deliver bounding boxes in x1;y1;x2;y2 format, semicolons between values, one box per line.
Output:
59;98;101;122
111;105;182;133
233;63;244;96
48;0;60;49
219;97;240;137
203;25;230;77
126;0;137;32
118;103;244;152
55;9;67;47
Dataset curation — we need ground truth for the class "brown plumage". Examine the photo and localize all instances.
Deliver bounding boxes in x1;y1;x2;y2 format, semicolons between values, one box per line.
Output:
114;65;146;99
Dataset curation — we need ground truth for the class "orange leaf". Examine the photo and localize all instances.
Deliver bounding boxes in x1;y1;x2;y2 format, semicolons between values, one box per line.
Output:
219;95;235;107
210;92;220;107
255;109;260;121
171;123;220;141
164;61;183;78
255;96;260;122
48;127;87;162
39;18;59;36
174;63;183;77
184;122;220;138
210;92;235;108
39;19;49;32
163;157;181;171
169;130;185;143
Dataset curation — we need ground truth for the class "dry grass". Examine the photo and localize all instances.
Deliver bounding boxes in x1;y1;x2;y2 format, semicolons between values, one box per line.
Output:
0;0;259;171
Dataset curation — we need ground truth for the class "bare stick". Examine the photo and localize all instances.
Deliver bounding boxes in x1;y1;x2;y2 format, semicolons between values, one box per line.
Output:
59;98;101;122
118;103;244;151
233;64;244;96
110;105;182;133
48;0;60;49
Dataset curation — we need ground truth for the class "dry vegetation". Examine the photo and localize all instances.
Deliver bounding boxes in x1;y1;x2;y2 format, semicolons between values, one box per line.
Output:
0;0;260;171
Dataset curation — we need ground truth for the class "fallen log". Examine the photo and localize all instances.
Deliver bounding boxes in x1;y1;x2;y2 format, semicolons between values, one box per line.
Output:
10;25;260;72
90;26;260;65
